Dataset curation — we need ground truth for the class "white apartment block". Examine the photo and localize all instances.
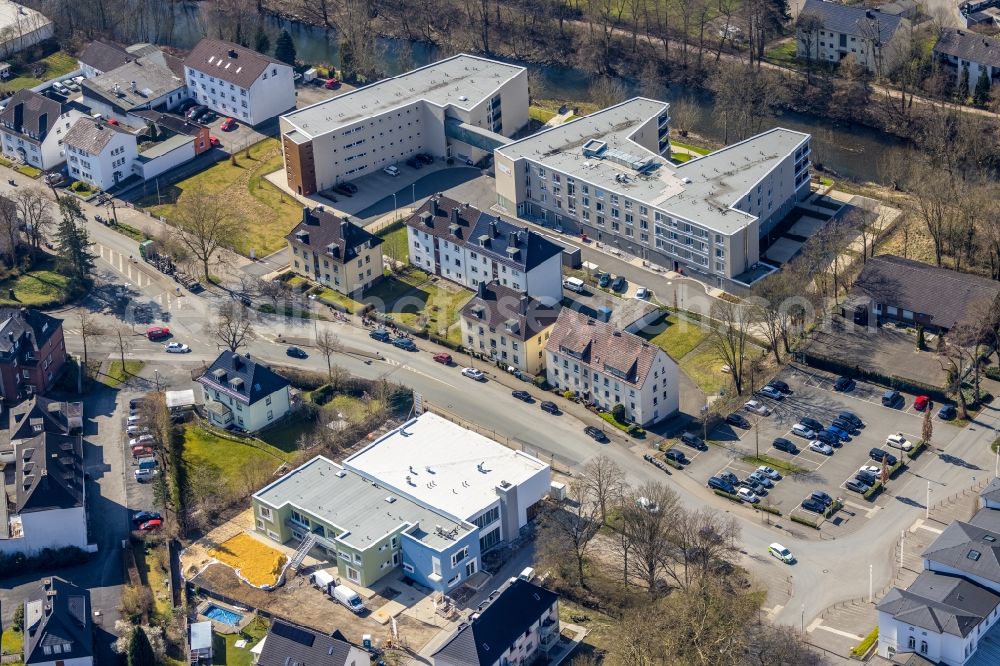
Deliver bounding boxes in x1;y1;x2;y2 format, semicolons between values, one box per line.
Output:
279;54;529;196
0;90;86;171
494;98;811;291
545;308;679;426
184;39;295;126
64;117;138;190
405;196;564;304
797;0;910;75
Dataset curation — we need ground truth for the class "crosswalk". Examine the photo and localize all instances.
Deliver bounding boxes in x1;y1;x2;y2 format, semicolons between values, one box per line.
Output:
96;244;154;288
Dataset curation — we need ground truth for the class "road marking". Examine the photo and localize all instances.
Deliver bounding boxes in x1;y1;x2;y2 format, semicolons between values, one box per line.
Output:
810;623;864;641
842;500;879;518
910;519;942;534
765;604;784;619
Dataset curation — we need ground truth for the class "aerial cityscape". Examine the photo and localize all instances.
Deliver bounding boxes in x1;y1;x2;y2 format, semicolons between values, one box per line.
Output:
0;0;999;664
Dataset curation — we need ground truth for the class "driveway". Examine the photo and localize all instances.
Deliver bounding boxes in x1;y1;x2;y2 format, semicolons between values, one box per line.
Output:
353;167;485;220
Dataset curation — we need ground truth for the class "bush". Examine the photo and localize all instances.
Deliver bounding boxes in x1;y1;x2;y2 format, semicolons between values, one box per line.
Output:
851;627;879;658
714;489;741;502
986;366;1000;382
756;504;782;516
12;602;24;632
664;457;683;470
611;403;627;423
562;390;575;399
791;514;820;529
907;440;928;459
864;480;883;500
824;499;843;519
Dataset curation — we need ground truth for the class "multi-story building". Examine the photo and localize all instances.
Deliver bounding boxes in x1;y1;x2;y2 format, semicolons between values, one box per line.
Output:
76;40;132;78
343;412;552;554
796;0;911;75
0;308;67;404
196;352;291;433
545;308;679;426
64;117;138;190
459;281;560;376
22;577;93;666
183;39;295;126
934;28;1000;89
0;394;83;465
279;55;528;196
494;98;811;291
0;90;87;171
81;54;187;127
406;196;564;304
286;205;384;296
432;578;561;666
0;2;53;59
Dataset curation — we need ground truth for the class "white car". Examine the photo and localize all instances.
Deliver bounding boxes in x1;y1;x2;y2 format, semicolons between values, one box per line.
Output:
129;434;155;447
744;400;771;416
461;367;485;381
809;440;834;456
768;543;794;563
756;465;781;480
886;433;913;451
126;424;149;436
791;423;816;439
737;487;760;504
383;165;400;176
134;468;157;482
634;287;650;300
126;414;142;425
164;342;191;353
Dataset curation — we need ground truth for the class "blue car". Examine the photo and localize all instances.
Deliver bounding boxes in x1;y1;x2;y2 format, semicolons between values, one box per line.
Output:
707;476;736;494
825;425;851;442
392;337;416;351
369;328;391;342
815;430;839;446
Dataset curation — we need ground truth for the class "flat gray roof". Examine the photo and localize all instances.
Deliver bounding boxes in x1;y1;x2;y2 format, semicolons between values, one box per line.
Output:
254;456;472;551
137;133;191;159
497;98;809;234
283;54;524;139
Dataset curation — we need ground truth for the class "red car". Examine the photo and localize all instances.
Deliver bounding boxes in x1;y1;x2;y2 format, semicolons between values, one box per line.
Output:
220;117;236;131
131;445;154;458
209;135;221;147
323;77;340;89
146;326;170;341
433;352;452;365
914;395;930;411
108;118;120;126
138;519;162;531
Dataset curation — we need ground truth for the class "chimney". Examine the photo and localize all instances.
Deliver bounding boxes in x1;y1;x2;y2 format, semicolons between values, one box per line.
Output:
478;280;488;298
131;80;137;92
13;102;23;131
489;220;498;238
450;207;460;225
865;9;874;17
508;231;517;247
430;198;440;216
340;218;348;237
228;48;238;58
520;294;529;315
301;207;312;225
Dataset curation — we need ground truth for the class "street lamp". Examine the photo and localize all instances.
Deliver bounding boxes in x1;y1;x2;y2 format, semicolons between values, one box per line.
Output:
392;193;398;222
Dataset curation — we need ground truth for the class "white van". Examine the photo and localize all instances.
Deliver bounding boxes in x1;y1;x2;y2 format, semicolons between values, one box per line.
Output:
332;584;365;614
518;567;535;582
311;569;335;594
562;276;585;293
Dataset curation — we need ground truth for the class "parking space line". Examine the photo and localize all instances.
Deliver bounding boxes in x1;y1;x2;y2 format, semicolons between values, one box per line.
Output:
911;519;943;535
811;624;864;641
842;499;879;518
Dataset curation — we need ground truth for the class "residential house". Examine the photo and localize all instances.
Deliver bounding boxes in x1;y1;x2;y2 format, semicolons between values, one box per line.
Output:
22;577;93;666
184;39;295;126
76;40;132;78
196;352;292;433
0;2;53;59
934;28;1000;87
0;308;67;404
406;196;564;303
64;117;138;190
189;621;212;664
135;110;211;155
544;307;679;426
280;54;527;195
432;578;560;666
459;281;560;376
796;0;911;75
878;0;920;18
286;206;384;296
0;394;83;464
343;412;552;554
982;478;1000;511
81;54;188;127
0;90;87;171
254;620;368;666
847;255;1000;333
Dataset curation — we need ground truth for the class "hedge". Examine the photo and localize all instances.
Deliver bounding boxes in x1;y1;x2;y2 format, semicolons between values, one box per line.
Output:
851;627;879;658
986;366;1000;382
791;514;820;529
714;489;742;503
907;440;928;459
598;412;645;437
864;480;883;500
664;457;683;470
756;504;782;516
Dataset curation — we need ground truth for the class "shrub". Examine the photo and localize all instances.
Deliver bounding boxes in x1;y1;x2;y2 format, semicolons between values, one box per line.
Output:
12;602;24;631
714;489;741;502
611;403;627;423
851;628;879;658
791;514;820;529
986;366;1000;382
664;458;683;470
864;480;883;500
562;390;575;399
756;504;782;516
824;499;843;519
907;440;928;459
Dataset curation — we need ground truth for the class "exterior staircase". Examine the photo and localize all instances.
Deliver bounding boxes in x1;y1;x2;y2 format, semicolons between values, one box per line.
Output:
288;533;317;571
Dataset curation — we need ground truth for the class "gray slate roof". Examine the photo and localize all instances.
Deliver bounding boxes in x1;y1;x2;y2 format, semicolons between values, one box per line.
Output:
286;206;382;264
0;90;65;144
461;281;560;341
877;571;1000;637
197;352;290;406
0;307;62;355
934;28;1000;70
77;40;131;73
433;579;558;666
853;255;1000;331
256;619;366;666
15;432;85;513
64;116;134;155
184;38;284;89
923;520;1000;585
800;0;905;44
982;479;1000;506
81;57;185;112
24;577;92;665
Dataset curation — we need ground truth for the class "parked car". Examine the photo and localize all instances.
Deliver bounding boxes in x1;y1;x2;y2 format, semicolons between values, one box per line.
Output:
737;487;760;504
833;376;856;392
126;424;149;436
680;432;708;450
164;342;190;353
610;275;627;292
146;326;170;340
137;519;162;531
882;390;904;407
744;400;771;416
129;397;147;410
131;446;154;459
831;418;858;434
392;337;417;351
383;165;400;176
815;430;840;446
801;498;826;514
791;424;816;439
186;104;206;119
938;404;957;420
869;448;898;465
461;367;485;381
585;426;608;442
810;491;833;506
339;182;359;194
511;390;532;402
715;471;737;486
415;153;434;164
856;471;878;486
598;273;611;288
769;543;795;563
707;476;735;493
767;379;791;394
286;346;308;359
747;471;774;488
726;412;751;429
800;417;824;432
859;465;881;476
758;385;785;400
845;479;871;494
197;109;216;122
134;468;156;482
913;395;930;411
886;433;913;451
756;466;781;480
839;411;864;428
825;425;851;442
323;77;340;89
405;157;423;169
433;352;452;365
809;441;834;456
634;287;650;300
738;478;767;495
369;328;391;342
664;448;686;464
220;117;236;131
540;401;559;414
772;438;798;454
209;135;221;147
131;511;162;526
129;434;155;447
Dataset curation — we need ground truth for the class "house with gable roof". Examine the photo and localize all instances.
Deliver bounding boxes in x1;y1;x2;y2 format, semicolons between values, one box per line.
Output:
23;577;93;666
196;352;291;433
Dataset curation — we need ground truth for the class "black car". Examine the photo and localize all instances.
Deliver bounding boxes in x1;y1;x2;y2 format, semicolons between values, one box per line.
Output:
739;479;767;495
815;430;839;446
131;510;162;526
664;449;687;464
392;337;417;351
768;379;791;394
415;153;434;164
856;471;878;486
611;276;626;292
839;411;864;428
341;182;359;194
831;418;858;434
707;476;735;493
405;157;423;169
773;437;798;454
681;432;708;450
726;413;751;429
718;471;738;485
845;479;870;494
833;376;856;392
286;346;308;359
869;448;898;465
585;426;608;442
129;397;147;410
512;390;532;402
369;328;392;342
810;491;833;506
332;184;354;197
882;390;904;407
540;401;559;414
801;498;826;514
938;404;957;420
186;104;206;119
800;417;824;432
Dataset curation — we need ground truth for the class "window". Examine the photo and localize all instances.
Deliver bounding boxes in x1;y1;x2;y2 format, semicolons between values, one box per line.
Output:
451;547;469;567
403;562;414;573
447;573;461;587
258;505;273;520
347;566;360;582
920;641;927;654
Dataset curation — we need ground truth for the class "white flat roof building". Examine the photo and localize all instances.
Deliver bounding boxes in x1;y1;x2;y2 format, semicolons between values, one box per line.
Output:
0;1;53;59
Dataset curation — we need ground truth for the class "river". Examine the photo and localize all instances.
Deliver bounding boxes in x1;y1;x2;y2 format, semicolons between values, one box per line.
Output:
159;1;901;183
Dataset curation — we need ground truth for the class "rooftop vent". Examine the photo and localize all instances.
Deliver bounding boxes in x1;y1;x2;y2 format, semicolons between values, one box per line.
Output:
385;496;396;504
228;48;238;58
335;470;346;478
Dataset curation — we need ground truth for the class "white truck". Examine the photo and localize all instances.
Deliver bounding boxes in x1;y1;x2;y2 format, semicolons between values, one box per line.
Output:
332;584;365;614
562;276;585;293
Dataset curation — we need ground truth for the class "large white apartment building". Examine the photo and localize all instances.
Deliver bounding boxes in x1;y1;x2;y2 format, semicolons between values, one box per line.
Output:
796;0;910;75
545;308;679;426
64;117;138;191
494;98;811;290
0;90;86;171
279;54;529;196
405;195;564;304
184;39;295;126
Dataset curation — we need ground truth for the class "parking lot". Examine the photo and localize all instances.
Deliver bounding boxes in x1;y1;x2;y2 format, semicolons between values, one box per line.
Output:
668;365;963;536
122;391;157;518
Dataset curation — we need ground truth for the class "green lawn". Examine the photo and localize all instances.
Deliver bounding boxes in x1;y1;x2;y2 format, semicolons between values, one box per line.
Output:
678;341;731;396
1;627;22;656
14;164;41;178
103;360;145;387
378;224;409;265
0;52;77;92
212;617;269;666
314;287;361;313
182;425;293;493
140;138;301;256
765;40;798;66
378;276;473;335
671;153;692;163
637;313;710;360
0;260;74;307
670;140;711;156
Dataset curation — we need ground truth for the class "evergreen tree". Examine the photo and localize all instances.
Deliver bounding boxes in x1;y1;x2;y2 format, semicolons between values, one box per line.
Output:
254;27;270;55
12;602;24;631
974;68;992;107
127;626;155;666
957;64;970;101
55;197;96;286
274;30;296;65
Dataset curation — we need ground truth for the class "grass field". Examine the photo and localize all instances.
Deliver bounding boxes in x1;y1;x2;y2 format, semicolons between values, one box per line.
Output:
0;259;73;307
378;224;409;265
209;533;286;587
637;313;710;360
1;627;22;656
103;360;145;387
678;341;731;396
1;52;78;92
181;425;292;493
140;138;301;256
670;140;711;156
211;618;269;666
764;40;798;66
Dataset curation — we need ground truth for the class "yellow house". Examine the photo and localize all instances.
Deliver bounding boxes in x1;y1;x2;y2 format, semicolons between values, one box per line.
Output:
460;281;559;377
286;206;383;296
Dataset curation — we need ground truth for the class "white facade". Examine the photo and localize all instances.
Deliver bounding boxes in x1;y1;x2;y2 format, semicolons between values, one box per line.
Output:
0;3;53;59
133;135;195;180
184;61;294;126
202;383;291;433
66;124;138;190
0;506;88;556
877;606;1000;665
0;107;85;171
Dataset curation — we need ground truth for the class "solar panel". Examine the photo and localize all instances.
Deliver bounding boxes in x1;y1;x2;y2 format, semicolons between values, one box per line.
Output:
271;620;316;647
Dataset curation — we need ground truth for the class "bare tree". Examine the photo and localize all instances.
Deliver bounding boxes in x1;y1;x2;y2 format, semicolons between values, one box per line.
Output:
707;299;752;395
665;97;699;138
538;483;600;589
78;311;103;378
114;328;131;375
315;328;341;381
13;188;52;258
209;302;256;352
171;189;243;281
588;76;627;110
620;480;678;595
938;329;972;419
796;13;824;83
845;198;886;262
579;454;624;525
0;195;21;268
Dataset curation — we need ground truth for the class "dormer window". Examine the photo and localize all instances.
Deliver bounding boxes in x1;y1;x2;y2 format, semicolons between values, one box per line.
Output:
229;377;244;391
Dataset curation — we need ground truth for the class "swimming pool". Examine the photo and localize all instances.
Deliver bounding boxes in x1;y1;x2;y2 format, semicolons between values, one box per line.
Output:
203;603;243;626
